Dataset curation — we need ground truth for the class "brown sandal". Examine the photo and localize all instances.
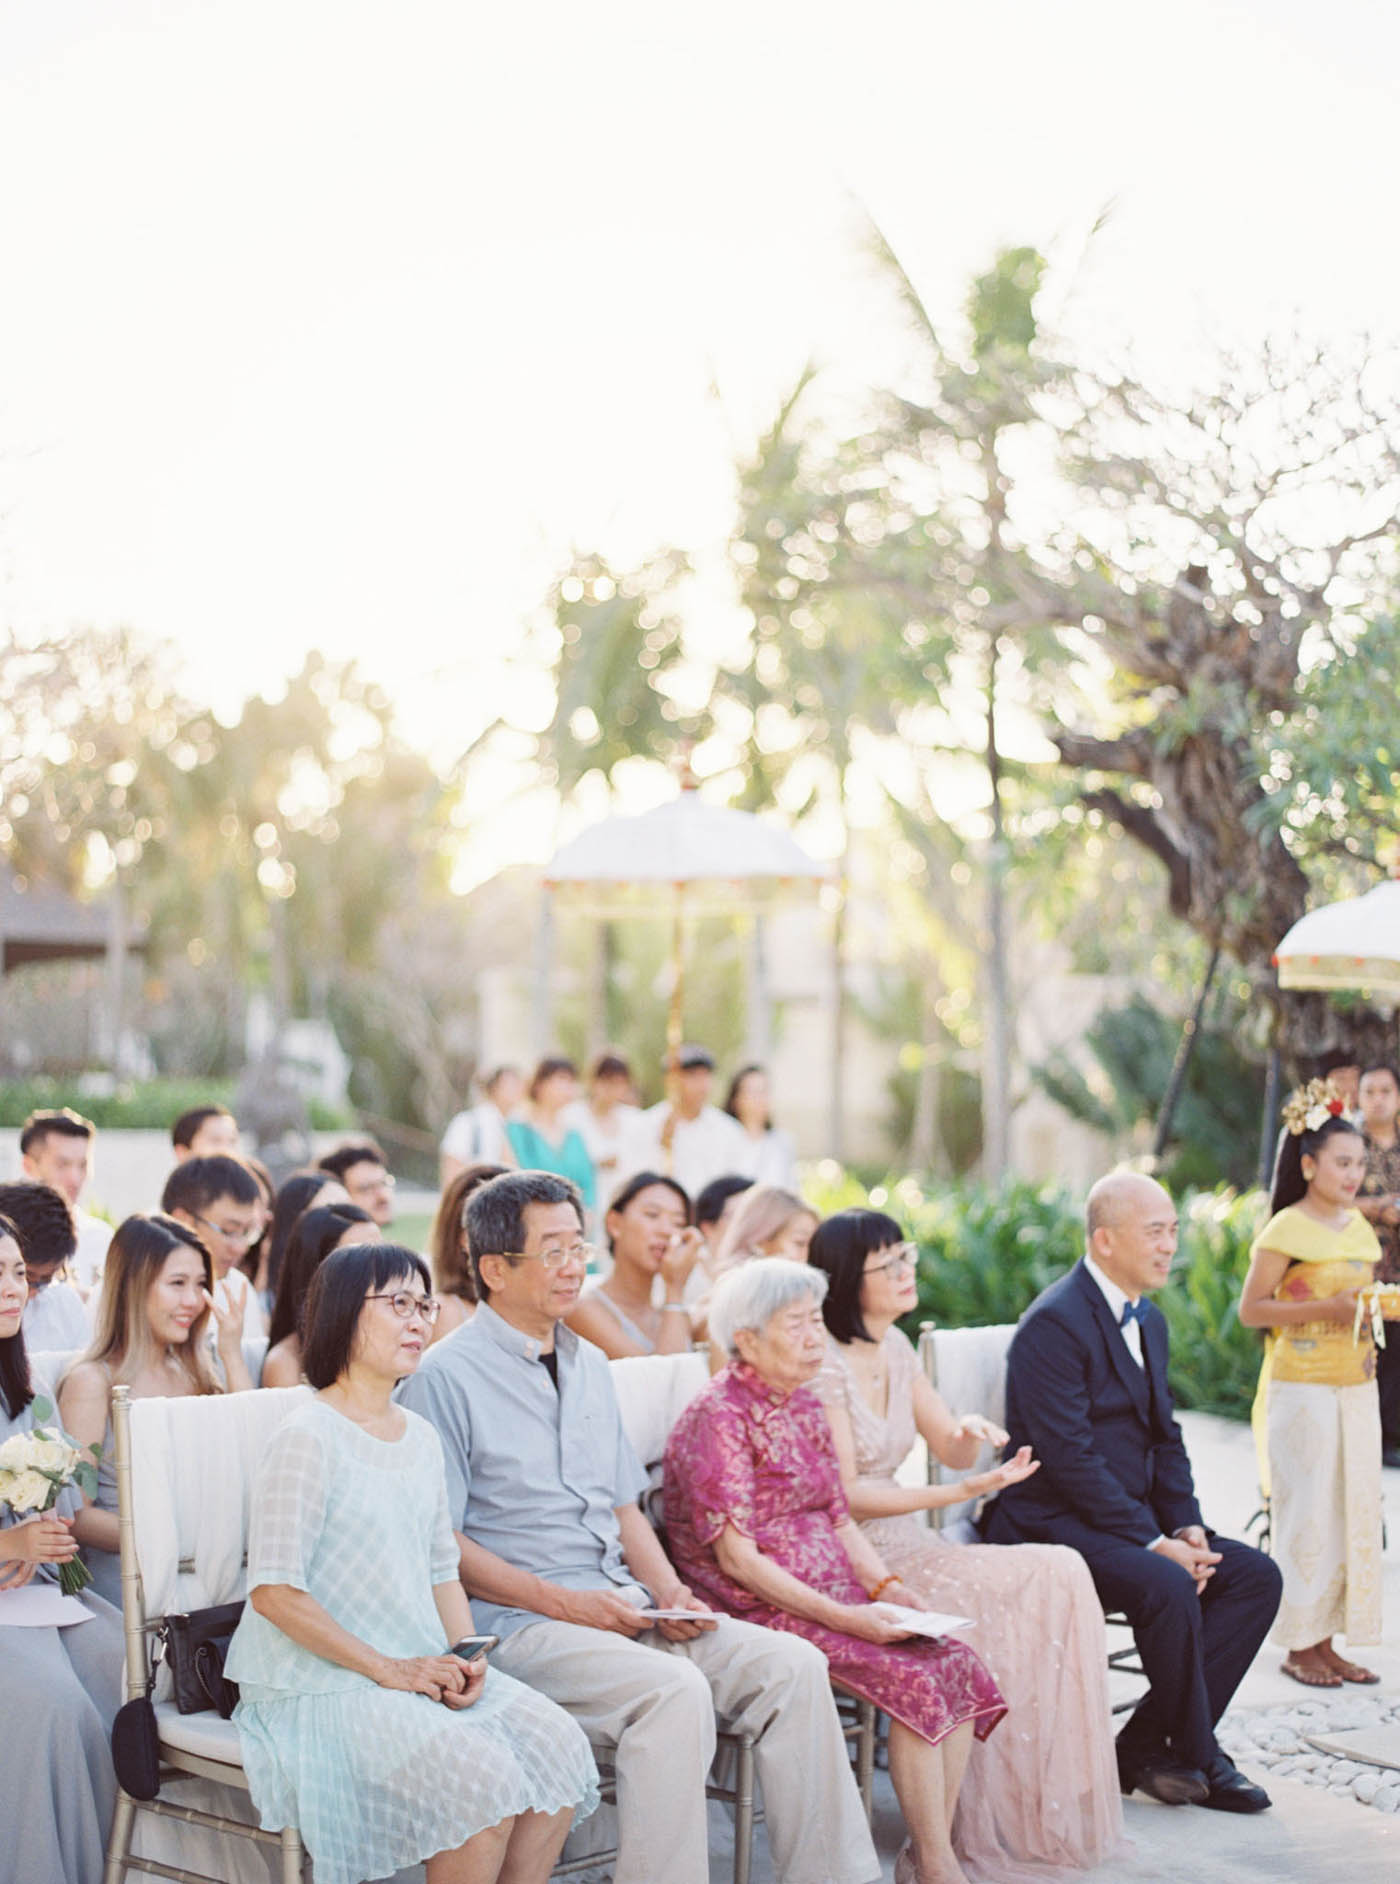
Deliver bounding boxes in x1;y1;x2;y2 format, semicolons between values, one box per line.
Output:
1282;1656;1342;1688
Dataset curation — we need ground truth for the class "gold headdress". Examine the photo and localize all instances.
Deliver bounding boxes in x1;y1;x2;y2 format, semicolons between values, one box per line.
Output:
1279;1077;1347;1137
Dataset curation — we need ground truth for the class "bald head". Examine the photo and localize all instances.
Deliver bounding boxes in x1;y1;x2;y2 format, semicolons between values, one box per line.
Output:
1085;1171;1178;1298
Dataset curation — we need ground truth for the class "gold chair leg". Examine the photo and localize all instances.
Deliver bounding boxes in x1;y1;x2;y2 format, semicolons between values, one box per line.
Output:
102;1789;138;1884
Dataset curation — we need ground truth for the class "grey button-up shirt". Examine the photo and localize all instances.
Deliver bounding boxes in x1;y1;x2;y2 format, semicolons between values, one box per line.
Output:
397;1301;650;1640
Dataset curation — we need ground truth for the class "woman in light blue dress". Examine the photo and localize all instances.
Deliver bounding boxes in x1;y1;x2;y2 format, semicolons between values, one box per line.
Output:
0;1213;123;1884
227;1241;598;1884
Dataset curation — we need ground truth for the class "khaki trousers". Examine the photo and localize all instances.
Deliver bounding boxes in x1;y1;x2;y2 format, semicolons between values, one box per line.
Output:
493;1614;879;1884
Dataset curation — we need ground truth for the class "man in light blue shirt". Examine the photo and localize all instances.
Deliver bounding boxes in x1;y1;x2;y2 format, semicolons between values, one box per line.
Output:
400;1171;877;1884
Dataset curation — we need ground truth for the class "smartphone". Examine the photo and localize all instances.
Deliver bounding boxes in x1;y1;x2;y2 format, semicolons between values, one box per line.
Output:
449;1634;500;1662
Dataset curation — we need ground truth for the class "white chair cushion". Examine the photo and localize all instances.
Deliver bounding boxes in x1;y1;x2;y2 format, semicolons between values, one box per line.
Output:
129;1386;312;1620
154;1701;245;1768
919;1324;1018;1531
609;1352;710;1467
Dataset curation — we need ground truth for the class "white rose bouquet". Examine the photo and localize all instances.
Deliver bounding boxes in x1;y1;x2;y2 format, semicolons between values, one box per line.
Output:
0;1395;103;1595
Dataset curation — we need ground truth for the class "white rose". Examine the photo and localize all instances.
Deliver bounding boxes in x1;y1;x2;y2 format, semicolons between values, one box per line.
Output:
0;1435;31;1472
1305;1103;1330;1130
28;1437;76;1477
3;1468;54;1513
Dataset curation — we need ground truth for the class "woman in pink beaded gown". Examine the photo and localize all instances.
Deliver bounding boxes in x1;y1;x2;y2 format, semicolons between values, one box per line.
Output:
664;1258;1007;1884
809;1209;1124;1881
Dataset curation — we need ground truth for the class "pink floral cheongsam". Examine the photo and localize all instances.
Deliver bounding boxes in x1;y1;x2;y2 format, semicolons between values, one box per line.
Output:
663;1362;1006;1748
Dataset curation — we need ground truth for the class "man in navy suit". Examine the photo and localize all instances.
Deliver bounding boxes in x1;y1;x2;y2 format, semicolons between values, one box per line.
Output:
983;1172;1281;1811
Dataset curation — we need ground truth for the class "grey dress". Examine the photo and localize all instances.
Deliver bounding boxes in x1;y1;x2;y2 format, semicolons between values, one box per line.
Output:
0;1381;124;1884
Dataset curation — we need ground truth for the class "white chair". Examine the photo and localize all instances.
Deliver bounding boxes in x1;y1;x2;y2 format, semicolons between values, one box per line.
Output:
103;1382;312;1884
917;1323;1017;1536
919;1321;1145;1708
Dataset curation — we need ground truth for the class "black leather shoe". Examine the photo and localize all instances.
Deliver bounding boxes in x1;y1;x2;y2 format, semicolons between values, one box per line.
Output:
1118;1754;1210;1805
1199;1757;1272;1813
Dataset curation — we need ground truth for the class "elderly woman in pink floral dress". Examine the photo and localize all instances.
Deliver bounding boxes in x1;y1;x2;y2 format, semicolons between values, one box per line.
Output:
664;1259;1007;1884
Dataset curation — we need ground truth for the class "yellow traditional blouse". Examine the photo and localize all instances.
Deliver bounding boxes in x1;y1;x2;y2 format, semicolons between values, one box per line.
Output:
1250;1204;1381;1388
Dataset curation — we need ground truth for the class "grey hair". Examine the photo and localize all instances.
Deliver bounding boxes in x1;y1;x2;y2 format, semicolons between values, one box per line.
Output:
465;1171;584;1300
708;1257;828;1359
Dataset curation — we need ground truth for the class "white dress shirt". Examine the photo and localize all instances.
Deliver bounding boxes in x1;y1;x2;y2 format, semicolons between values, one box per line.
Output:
1083;1251;1144;1367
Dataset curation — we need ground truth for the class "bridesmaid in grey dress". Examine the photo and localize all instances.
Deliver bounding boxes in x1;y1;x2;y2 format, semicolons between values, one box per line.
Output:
0;1213;123;1884
59;1212;253;1604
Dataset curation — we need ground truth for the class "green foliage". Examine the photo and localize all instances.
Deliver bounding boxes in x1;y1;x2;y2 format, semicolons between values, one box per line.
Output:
1158;1189;1265;1421
1032;992;1264;1190
805;1168;1265;1420
0;1077;351;1132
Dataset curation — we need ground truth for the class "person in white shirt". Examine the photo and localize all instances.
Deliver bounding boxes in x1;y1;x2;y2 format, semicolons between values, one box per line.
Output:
170;1103;241;1161
564;1051;640;1204
617;1046;748;1203
722;1063;798;1189
440;1066;523;1184
160;1154;268;1337
0;1180;92;1354
18;1107;111;1294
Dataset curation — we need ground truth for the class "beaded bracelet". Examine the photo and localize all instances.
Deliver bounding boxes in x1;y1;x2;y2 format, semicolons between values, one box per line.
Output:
868;1574;899;1601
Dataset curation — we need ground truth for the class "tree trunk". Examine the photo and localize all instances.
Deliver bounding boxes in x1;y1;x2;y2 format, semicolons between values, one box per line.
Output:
982;636;1013;1181
909;960;947;1174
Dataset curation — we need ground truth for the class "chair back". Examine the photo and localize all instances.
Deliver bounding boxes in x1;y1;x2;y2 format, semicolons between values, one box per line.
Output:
918;1323;1017;1534
608;1351;710;1468
28;1348;83;1398
112;1382;311;1699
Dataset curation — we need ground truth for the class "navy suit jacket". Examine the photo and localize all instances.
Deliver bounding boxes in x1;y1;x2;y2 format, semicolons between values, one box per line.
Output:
983;1258;1204;1556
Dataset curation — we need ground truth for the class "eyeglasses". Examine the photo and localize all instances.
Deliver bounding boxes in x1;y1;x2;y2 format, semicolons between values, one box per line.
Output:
351;1172;397;1195
863;1243;918;1278
494;1243;595;1271
366;1291;441;1324
195;1214;261;1248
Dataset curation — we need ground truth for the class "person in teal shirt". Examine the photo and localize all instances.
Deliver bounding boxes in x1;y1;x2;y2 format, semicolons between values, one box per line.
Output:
506;1058;596;1212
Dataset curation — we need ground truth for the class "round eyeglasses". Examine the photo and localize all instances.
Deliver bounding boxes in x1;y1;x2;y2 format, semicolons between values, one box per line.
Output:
366;1290;442;1324
862;1243;918;1278
495;1243;595;1271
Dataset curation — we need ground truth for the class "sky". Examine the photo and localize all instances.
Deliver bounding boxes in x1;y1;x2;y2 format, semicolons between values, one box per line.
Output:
3;0;1400;856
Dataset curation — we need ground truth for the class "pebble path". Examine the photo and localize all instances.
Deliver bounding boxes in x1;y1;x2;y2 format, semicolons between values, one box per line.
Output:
1216;1695;1400;1814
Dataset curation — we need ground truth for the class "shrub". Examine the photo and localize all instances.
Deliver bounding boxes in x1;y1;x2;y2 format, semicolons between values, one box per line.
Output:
0;1076;353;1133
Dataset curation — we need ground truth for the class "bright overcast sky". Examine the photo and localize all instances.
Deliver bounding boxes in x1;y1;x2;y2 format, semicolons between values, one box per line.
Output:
3;0;1399;778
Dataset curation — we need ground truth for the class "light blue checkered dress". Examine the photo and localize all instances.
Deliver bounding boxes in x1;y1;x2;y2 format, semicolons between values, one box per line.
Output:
227;1398;598;1884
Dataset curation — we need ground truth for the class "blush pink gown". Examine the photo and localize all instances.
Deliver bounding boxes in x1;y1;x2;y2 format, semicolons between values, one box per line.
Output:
814;1331;1124;1881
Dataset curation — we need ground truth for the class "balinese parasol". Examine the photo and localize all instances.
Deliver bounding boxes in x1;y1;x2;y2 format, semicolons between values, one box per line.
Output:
543;776;830;1057
1272;877;1400;1002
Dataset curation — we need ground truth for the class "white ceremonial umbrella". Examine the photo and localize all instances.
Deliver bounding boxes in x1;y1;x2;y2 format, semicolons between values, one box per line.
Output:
1272;876;1400;1001
543;777;830;1056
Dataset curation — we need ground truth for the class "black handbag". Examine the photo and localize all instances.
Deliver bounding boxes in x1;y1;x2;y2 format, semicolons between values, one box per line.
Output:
161;1601;244;1718
111;1694;161;1800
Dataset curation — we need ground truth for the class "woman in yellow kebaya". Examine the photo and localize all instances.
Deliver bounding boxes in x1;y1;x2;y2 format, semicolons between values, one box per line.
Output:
1240;1081;1390;1688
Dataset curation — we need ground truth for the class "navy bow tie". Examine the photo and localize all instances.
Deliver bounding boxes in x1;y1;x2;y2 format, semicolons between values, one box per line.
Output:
1120;1299;1145;1327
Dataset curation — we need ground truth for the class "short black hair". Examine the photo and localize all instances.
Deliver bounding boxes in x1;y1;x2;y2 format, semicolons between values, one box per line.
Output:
528;1055;578;1100
317;1140;387;1184
301;1242;431;1389
1316;1049;1361;1076
0;1183;77;1270
590;1052;631;1082
19;1108;94;1156
1361;1062;1400;1090
0;1212;33;1418
464;1171;583;1301
694;1174;754;1232
171;1104;236;1150
161;1155;262;1217
808;1208;905;1345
